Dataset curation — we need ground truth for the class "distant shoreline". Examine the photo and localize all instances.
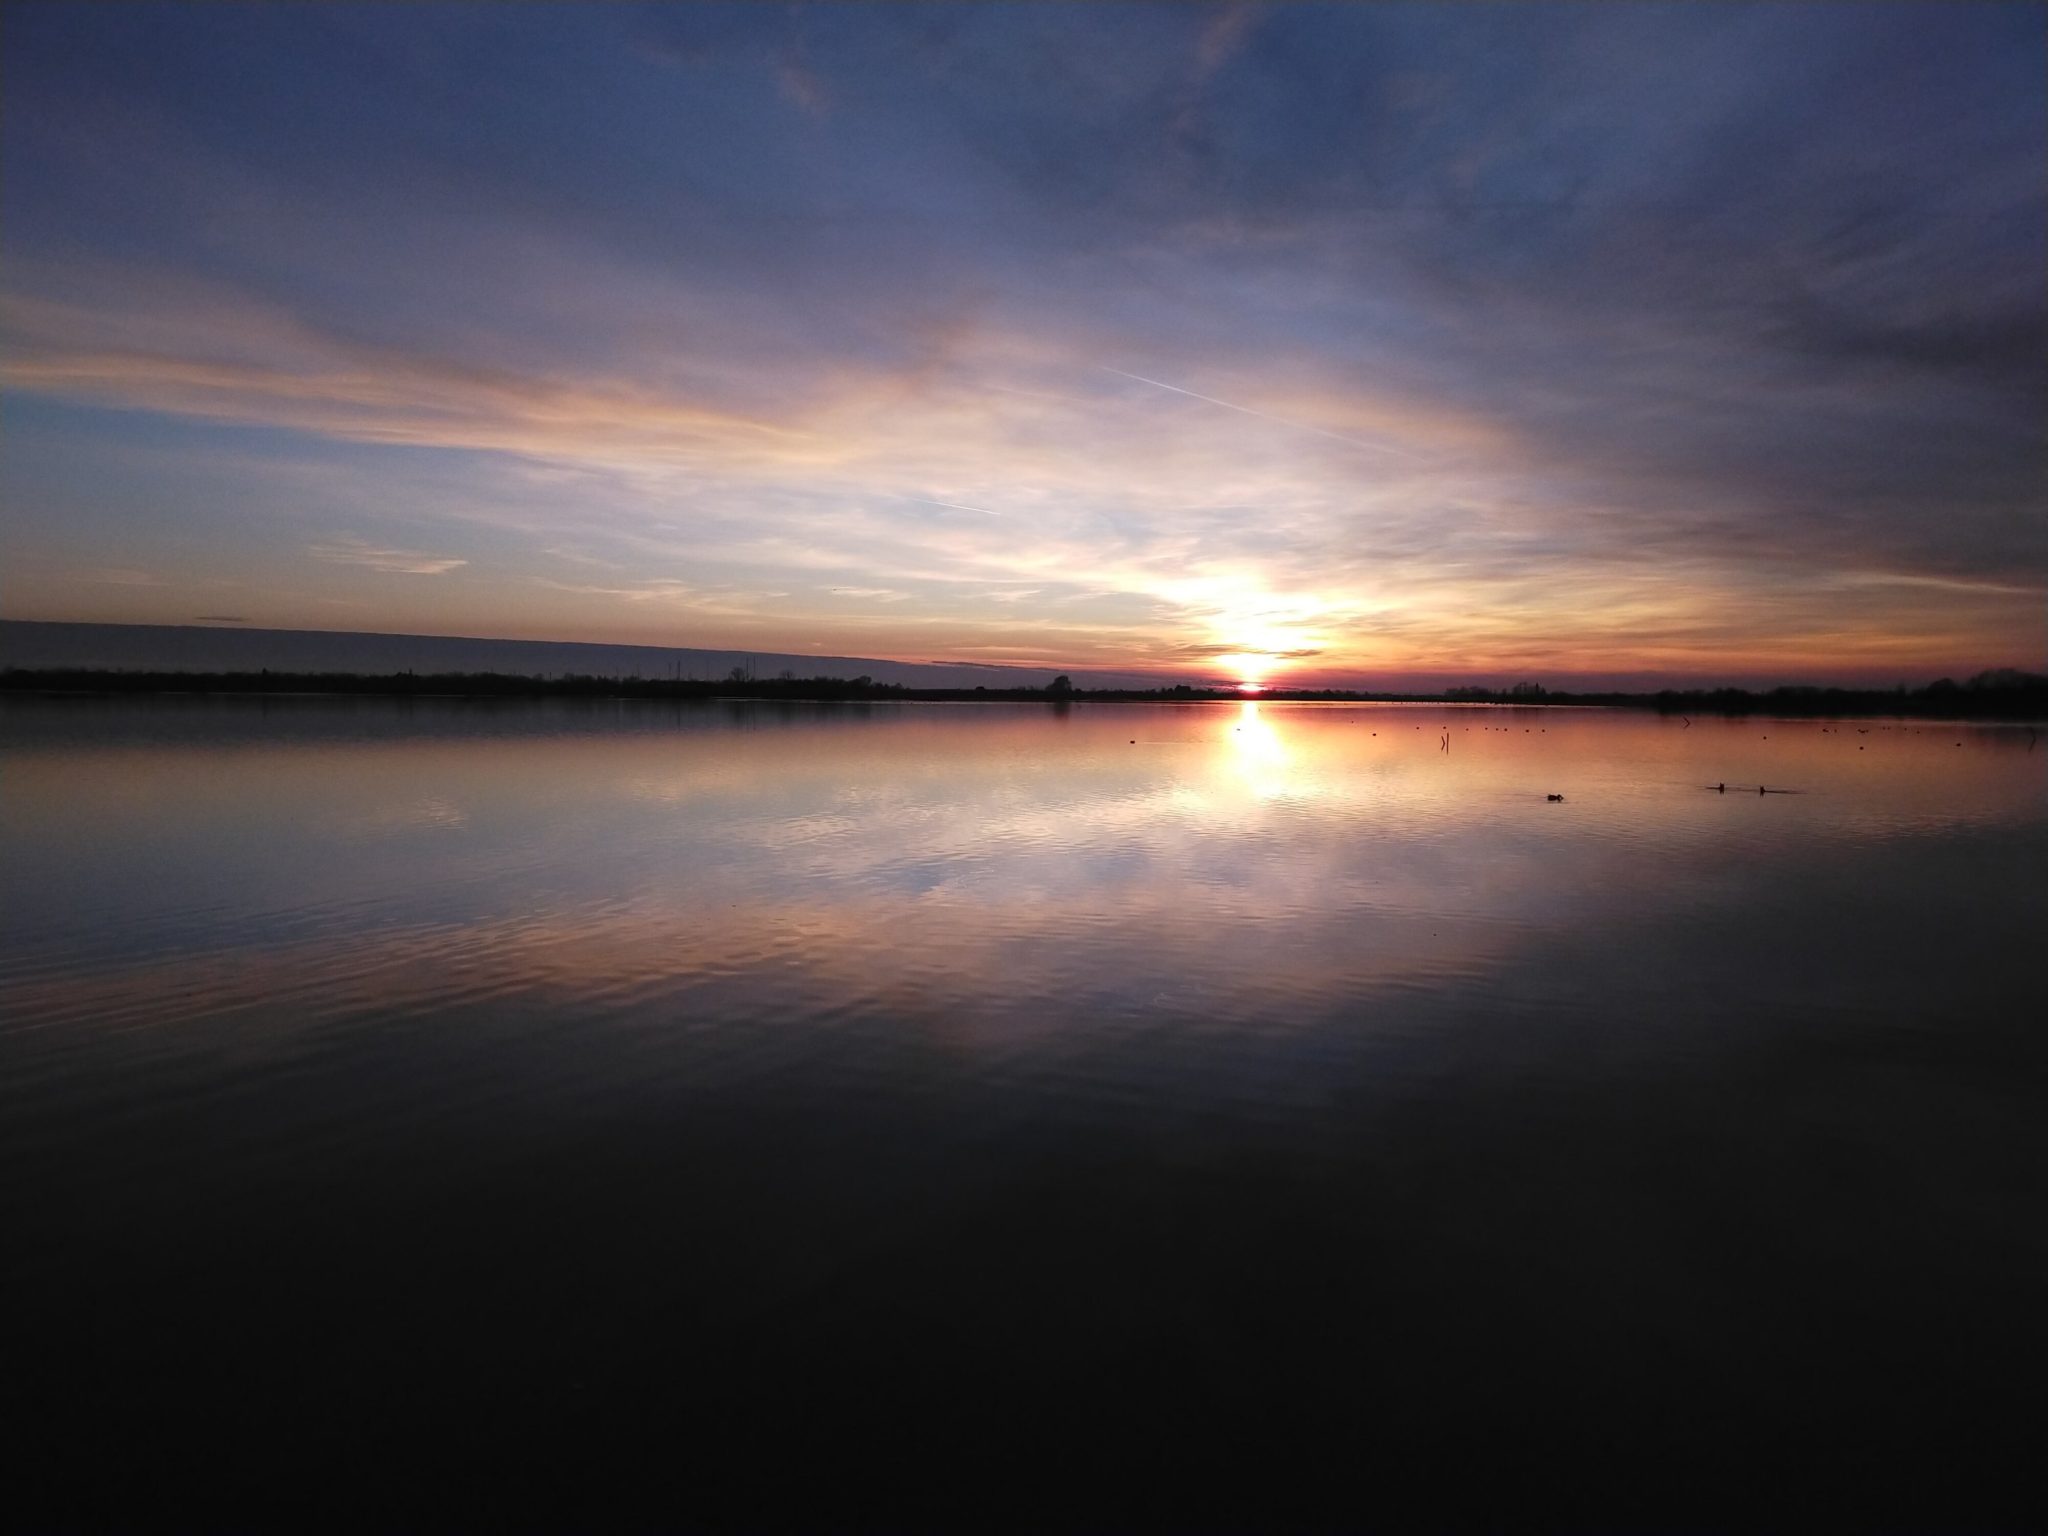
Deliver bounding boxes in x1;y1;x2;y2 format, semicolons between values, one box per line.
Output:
5;668;2044;720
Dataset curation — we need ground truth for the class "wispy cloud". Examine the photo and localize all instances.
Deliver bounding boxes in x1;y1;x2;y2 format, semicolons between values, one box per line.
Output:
829;587;911;602
1835;571;2044;598
1100;367;1417;459
538;578;692;600
904;495;1004;517
776;58;830;117
310;539;467;576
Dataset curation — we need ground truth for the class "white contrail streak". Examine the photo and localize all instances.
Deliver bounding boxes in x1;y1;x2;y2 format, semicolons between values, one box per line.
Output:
906;495;1003;517
1100;366;1416;458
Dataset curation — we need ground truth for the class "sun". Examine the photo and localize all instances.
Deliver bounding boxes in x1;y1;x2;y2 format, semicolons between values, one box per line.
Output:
1213;651;1273;690
1187;587;1333;693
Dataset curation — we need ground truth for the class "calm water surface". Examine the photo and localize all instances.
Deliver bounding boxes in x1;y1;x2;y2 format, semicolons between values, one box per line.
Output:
5;698;2044;1527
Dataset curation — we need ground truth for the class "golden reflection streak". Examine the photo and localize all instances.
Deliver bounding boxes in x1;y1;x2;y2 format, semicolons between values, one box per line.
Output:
1224;700;1306;801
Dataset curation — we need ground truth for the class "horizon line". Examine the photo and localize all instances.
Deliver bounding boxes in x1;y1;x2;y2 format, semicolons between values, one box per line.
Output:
1;617;2037;696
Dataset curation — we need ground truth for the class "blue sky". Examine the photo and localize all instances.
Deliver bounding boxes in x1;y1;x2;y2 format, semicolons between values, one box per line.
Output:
3;2;2042;686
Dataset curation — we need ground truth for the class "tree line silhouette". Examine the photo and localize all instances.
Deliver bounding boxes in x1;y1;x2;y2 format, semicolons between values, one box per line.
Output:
3;666;2043;717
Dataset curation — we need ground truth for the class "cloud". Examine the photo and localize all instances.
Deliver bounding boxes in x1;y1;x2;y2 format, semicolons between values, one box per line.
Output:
777;59;830;117
1772;294;2048;391
538;578;696;602
194;614;247;623
905;496;1004;517
0;287;820;474
309;539;467;576
1099;367;1415;457
1;4;2040;681
1194;3;1266;81
1174;641;1324;660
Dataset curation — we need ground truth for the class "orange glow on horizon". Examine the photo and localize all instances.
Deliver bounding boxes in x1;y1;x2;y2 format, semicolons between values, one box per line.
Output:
3;286;2036;688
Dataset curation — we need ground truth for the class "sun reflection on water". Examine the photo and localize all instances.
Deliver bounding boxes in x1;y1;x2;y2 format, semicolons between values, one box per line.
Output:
1225;700;1304;801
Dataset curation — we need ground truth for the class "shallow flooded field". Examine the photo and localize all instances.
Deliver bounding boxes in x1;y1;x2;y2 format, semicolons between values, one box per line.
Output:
5;696;2044;1527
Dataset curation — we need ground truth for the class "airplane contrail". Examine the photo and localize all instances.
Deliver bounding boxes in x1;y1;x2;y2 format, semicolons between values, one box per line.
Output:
905;495;1003;517
1100;366;1416;458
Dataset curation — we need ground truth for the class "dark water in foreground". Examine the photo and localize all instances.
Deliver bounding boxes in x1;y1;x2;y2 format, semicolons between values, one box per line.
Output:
5;697;2044;1529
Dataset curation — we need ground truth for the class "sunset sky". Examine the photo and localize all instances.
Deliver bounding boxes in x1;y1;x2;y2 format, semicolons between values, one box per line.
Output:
3;2;2042;689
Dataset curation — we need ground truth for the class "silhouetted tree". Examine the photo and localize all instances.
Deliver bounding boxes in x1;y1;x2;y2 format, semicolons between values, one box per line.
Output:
1048;674;1074;696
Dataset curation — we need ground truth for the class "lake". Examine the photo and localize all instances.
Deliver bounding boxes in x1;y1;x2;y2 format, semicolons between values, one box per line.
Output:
5;696;2044;1528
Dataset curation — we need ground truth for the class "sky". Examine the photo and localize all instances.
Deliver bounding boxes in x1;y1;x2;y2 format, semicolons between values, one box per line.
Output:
2;2;2043;690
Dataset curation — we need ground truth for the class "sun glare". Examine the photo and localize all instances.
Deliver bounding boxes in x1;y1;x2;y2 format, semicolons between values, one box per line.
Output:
1223;699;1309;801
1213;652;1274;689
